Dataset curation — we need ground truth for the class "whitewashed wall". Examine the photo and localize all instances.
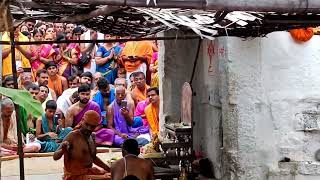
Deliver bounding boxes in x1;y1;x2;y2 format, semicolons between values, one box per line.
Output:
222;32;320;179
159;31;320;179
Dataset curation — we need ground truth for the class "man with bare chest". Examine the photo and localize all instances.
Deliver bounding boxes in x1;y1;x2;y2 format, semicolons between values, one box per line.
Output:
65;84;101;127
92;78;115;124
111;139;154;180
53;110;110;180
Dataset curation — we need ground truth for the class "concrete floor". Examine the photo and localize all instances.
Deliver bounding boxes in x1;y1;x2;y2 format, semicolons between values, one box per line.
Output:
1;152;122;179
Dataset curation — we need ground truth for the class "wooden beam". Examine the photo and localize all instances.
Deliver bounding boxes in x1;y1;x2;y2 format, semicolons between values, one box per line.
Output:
59;5;121;22
29;0;320;13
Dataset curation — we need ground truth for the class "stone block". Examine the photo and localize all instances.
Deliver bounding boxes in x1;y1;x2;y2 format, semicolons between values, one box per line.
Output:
295;110;320;131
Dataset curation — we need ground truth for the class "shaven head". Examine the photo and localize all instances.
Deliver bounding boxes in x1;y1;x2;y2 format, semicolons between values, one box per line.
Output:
115;86;126;104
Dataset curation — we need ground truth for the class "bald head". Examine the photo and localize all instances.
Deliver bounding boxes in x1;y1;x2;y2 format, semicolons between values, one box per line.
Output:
115;86;126;104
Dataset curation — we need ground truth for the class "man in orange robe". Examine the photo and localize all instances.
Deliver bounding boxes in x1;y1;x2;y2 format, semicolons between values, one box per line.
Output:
120;41;153;86
131;72;150;105
46;62;68;97
53;110;110;180
144;87;160;135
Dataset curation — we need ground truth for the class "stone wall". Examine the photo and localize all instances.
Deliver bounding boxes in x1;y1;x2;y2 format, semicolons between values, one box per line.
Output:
159;31;224;178
221;32;320;179
159;31;320;179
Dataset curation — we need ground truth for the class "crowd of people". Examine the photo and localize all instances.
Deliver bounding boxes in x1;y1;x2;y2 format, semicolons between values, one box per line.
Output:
0;19;161;157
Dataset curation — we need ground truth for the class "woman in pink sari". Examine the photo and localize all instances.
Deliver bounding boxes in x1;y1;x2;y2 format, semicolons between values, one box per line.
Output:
30;29;55;75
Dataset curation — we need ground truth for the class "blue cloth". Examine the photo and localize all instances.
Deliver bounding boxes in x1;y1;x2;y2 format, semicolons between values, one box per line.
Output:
92;89;115;112
96;45;122;84
38;113;72;152
132;116;143;128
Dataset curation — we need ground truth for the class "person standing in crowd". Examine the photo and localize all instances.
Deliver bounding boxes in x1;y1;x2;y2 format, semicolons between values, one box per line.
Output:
55;33;80;78
95;34;122;84
46;62;68;97
25;19;36;33
36;100;72;153
2;27;32;77
131;72;150;105
145;87;160;135
65;84;101;127
30;29;55;75
54;23;64;35
80;29;99;75
111;139;154;180
120;40;153;86
107;86;150;147
53;110;110;180
65;23;75;33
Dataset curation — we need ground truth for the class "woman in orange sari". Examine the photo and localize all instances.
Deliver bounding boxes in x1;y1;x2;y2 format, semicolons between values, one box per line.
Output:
30;29;55;76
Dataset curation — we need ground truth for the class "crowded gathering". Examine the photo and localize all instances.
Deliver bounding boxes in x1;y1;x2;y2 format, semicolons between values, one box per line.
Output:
0;19;161;158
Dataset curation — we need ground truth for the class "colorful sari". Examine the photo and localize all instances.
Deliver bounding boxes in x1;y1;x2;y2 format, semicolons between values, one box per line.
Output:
96;45;122;84
57;43;81;78
31;44;55;74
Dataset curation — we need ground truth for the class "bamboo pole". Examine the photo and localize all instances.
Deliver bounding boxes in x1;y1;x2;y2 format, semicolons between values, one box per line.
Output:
33;0;320;13
10;31;25;180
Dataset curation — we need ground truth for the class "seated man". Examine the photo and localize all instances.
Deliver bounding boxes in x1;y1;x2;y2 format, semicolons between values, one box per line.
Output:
131;72;150;105
36;69;57;101
53;110;110;180
0;98;40;156
65;84;101;128
36;85;50;110
36;100;72;153
46;61;68;97
93;78;115;124
145;87;160;135
107;86;150;147
56;90;79;118
26;83;40;100
111;139;154;180
67;75;80;89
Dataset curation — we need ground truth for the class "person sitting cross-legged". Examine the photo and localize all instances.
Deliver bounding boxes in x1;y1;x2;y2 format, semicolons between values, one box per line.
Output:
107;86;150;147
36;100;72;152
1;98;41;156
111;139;154;180
53;110;111;180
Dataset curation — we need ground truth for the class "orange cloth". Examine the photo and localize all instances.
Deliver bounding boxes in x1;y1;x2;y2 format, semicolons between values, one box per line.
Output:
121;41;153;72
145;103;159;135
83;110;101;126
48;75;63;97
289;28;314;42
63;167;108;180
2;32;31;77
132;85;150;103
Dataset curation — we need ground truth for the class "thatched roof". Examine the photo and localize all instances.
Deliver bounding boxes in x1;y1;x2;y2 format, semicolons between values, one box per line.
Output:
8;0;320;38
